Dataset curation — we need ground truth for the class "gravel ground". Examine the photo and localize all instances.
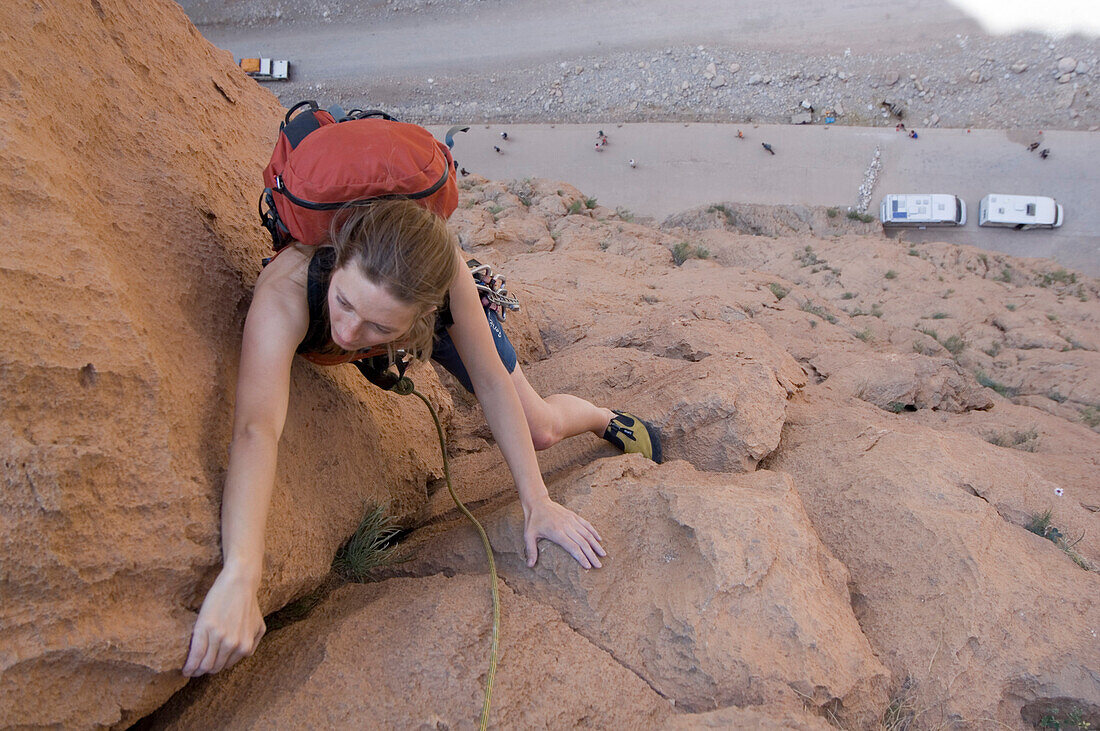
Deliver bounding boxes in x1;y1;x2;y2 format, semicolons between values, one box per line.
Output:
183;0;1100;130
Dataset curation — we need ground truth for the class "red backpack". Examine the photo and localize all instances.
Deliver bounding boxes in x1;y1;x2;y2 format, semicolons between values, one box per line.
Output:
259;101;464;250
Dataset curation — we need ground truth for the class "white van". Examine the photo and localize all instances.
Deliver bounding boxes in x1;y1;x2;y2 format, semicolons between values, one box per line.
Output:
880;194;966;227
978;194;1064;229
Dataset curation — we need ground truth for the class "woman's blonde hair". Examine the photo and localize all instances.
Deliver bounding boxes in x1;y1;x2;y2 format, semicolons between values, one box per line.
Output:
328;199;458;360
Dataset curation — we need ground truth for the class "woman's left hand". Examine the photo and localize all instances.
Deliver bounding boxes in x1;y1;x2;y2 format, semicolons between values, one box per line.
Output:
522;496;606;569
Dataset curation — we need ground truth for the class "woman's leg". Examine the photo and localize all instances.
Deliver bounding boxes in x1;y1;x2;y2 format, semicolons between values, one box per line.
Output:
508;363;614;451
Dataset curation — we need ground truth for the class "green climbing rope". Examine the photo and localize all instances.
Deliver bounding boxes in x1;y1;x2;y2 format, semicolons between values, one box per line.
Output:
394;375;500;731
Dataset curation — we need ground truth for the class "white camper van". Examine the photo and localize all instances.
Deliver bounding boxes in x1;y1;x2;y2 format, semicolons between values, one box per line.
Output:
880;194;966;227
978;194;1063;229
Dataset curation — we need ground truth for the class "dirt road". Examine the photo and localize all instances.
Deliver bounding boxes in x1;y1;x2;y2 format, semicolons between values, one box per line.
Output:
185;0;1099;130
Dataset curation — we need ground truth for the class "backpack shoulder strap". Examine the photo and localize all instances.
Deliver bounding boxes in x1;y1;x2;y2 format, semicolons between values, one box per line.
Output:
296;247;336;355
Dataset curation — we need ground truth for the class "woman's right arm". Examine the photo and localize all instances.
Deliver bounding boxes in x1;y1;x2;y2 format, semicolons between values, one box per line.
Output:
183;264;307;677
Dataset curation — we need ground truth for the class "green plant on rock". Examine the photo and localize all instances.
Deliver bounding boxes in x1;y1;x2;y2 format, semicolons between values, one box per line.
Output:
885;269;898;279
1027;510;1093;572
941;335;966;355
584;196;598;209
975;370;1018;397
769;283;789;300
841;291;856;300
567;200;584;215
672;242;709;265
333;504;408;582
826;207;839;218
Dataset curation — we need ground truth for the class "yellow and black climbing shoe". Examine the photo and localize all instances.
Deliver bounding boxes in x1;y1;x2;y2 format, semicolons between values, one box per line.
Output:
603;410;663;463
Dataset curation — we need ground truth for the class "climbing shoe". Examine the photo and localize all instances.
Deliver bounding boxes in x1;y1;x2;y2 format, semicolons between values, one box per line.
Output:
602;410;663;464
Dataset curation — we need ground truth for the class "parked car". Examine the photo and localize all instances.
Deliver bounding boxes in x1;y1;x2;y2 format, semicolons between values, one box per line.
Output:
239;58;290;81
880;194;966;227
978;194;1064;229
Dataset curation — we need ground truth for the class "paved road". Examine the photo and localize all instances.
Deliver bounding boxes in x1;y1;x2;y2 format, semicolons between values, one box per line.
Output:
433;122;1100;276
196;0;988;81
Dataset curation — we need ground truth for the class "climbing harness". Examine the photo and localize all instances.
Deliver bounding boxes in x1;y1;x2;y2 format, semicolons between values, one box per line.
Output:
374;360;501;731
468;259;520;321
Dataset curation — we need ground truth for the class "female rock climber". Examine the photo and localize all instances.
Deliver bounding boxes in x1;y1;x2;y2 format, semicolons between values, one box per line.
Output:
182;199;662;677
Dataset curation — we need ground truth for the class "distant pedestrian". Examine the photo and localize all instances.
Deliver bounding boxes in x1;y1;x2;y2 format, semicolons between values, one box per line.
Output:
460;167;469;177
500;132;508;141
1027;142;1040;152
595;141;604;152
628;159;636;168
1040;148;1050;159
737;130;744;139
493;146;502;154
761;142;775;155
909;130;918;139
598;130;605;138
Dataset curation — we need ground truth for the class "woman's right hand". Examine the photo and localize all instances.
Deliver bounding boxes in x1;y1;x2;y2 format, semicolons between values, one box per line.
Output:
182;567;265;677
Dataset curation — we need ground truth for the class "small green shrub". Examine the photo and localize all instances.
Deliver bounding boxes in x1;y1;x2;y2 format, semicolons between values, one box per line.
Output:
333;505;407;582
826;207;838;218
856;328;874;342
976;370;1018;397
1047;313;1059;322
567;200;584;215
941;335;966;355
871;303;884;318
908;247;920;257
995;267;1012;283
1027;510;1092;572
615;207;635;222
841;291;856;300
885;269;898;280
1039;706;1093;729
846;210;874;222
769;283;789;300
584;196;598;209
1047;390;1068;403
931;312;950;320
800;300;837;324
672;242;709;265
1040;268;1077;286
1006;303;1017;311
1081;405;1100;429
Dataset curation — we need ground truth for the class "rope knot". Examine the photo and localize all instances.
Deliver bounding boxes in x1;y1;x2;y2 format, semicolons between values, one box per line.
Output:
391;376;416;396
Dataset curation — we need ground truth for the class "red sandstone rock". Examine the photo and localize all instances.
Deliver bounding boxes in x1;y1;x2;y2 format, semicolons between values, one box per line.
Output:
0;0;449;726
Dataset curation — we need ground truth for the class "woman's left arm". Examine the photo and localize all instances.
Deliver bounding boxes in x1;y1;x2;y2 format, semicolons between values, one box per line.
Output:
445;250;605;569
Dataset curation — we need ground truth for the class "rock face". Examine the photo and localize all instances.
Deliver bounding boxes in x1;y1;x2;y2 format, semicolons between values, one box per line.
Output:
147;574;675;729
0;0;450;727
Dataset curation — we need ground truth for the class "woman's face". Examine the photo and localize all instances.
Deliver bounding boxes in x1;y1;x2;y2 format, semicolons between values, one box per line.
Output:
327;264;420;351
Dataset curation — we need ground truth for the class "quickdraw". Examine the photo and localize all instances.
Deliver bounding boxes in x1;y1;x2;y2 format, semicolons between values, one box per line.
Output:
467;259;520;321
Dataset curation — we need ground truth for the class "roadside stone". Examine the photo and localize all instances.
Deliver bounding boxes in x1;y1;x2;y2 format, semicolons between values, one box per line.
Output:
681;80;690;90
728;63;741;74
710;75;726;88
834;102;844;116
704;62;717;79
930;113;940;126
1076;60;1090;75
1011;62;1029;73
969;70;983;83
1057;56;1077;74
837;70;849;81
791;112;813;125
747;73;763;85
1058;73;1074;84
1054;85;1077;110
